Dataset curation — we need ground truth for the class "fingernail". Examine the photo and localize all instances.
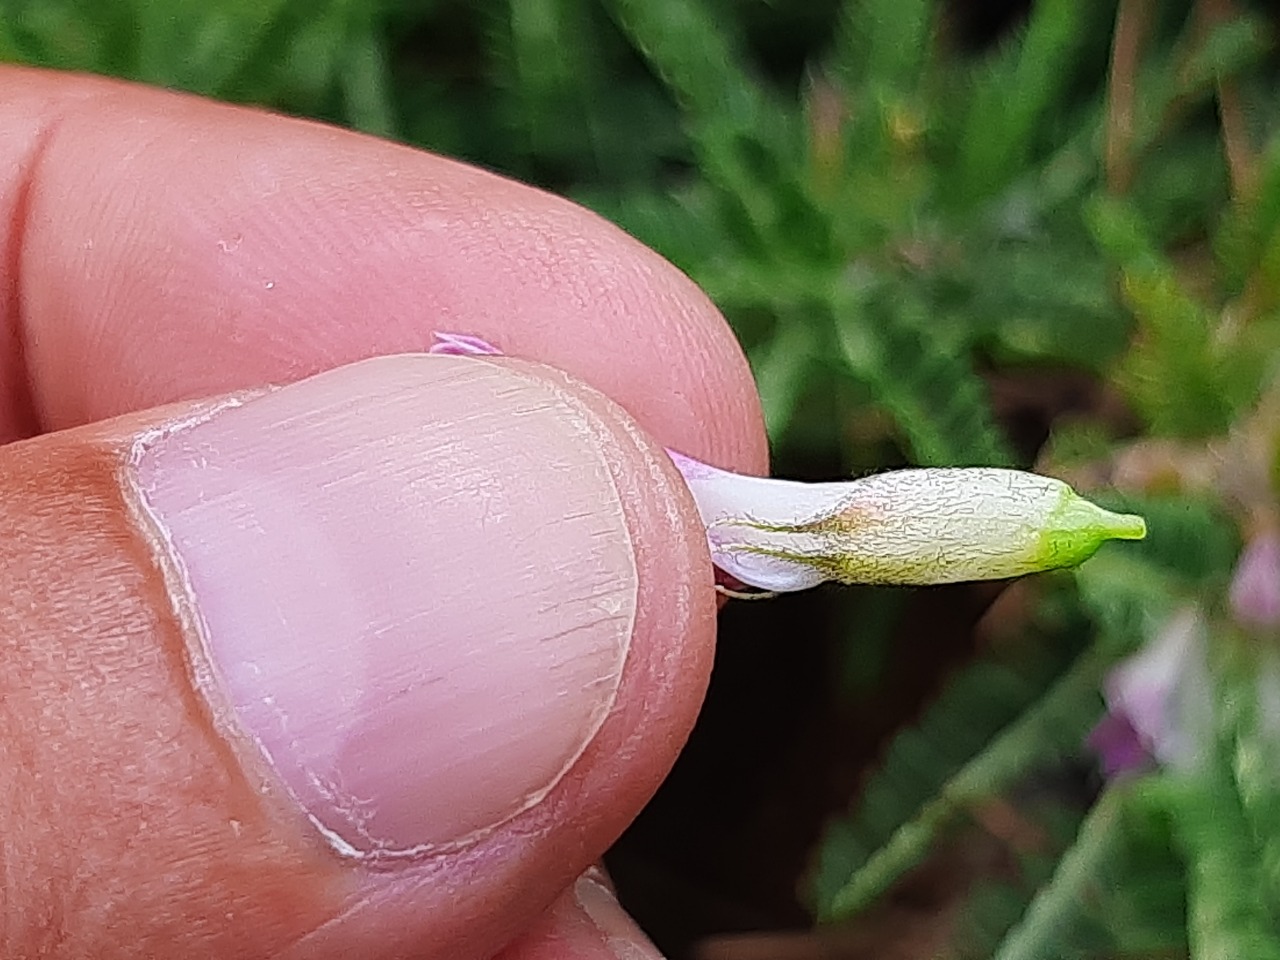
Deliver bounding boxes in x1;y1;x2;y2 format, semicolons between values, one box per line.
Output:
575;874;666;959
129;355;636;859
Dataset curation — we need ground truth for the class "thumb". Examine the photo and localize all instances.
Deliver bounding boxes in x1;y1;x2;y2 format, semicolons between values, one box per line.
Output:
1;353;715;959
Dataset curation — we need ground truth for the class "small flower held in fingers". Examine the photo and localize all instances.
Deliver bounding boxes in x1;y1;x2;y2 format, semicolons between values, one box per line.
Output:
668;452;1145;592
430;332;1146;593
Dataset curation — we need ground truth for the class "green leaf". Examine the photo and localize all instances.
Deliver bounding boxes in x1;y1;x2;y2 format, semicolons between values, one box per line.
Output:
133;0;297;94
606;0;834;263
833;281;1014;466
503;0;684;183
1221;645;1280;910
604;0;769;133
812;645;1102;921
990;786;1126;960
0;0;140;74
1086;194;1249;437
1174;757;1280;959
749;316;820;442
215;0;354;113
1216;137;1280;303
831;0;935;95
1182;13;1272;93
340;8;397;137
952;0;1106;207
952;232;1130;370
1102;782;1189;955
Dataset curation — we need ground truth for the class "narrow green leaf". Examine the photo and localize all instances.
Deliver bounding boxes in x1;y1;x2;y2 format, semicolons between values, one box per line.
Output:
953;0;1103;205
831;0;935;93
1175;760;1280;959
341;10;397;137
1222;646;1280;909
604;0;769;132
749;317;819;442
833;285;1013;466
816;649;1104;921
991;787;1126;960
1086;194;1248;437
133;0;293;94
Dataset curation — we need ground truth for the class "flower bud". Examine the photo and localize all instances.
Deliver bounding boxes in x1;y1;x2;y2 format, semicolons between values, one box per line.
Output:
428;332;1146;592
668;453;1146;590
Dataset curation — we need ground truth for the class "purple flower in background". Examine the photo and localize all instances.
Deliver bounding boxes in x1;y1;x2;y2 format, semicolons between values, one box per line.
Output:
1087;710;1155;779
1091;608;1212;778
1229;530;1280;632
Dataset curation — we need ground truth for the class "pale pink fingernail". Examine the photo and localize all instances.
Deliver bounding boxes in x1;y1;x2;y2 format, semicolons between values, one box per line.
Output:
129;355;636;859
576;874;667;960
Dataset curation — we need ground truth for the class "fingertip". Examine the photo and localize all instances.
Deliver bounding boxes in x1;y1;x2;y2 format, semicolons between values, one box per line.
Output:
1;353;715;958
493;871;667;960
198;355;719;957
0;66;767;476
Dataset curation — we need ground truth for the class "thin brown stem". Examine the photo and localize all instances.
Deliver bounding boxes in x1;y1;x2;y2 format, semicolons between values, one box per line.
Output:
1105;0;1152;194
1218;80;1256;198
1200;0;1257;199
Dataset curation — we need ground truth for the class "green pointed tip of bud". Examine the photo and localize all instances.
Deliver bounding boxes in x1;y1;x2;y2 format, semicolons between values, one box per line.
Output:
1036;491;1146;572
1108;511;1148;541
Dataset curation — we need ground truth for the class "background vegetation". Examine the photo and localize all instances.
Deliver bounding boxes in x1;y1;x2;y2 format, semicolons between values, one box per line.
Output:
6;0;1280;956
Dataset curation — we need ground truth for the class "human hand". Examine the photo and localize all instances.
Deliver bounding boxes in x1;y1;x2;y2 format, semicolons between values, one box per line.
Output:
0;66;767;959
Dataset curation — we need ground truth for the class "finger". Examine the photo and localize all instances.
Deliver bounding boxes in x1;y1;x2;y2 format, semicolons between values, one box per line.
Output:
494;871;666;960
0;66;766;477
2;354;714;959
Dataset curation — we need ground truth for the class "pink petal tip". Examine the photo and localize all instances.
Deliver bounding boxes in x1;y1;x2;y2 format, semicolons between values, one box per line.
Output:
430;332;503;357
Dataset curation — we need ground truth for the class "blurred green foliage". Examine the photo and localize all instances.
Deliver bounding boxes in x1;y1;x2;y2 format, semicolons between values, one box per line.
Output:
7;0;1280;956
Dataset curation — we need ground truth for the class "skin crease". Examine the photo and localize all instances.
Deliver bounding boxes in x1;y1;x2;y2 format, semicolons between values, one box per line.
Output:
0;67;769;959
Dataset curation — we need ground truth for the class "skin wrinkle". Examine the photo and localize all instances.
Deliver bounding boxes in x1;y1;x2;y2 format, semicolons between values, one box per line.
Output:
120;393;267;755
0;435;351;957
0;79;152;426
